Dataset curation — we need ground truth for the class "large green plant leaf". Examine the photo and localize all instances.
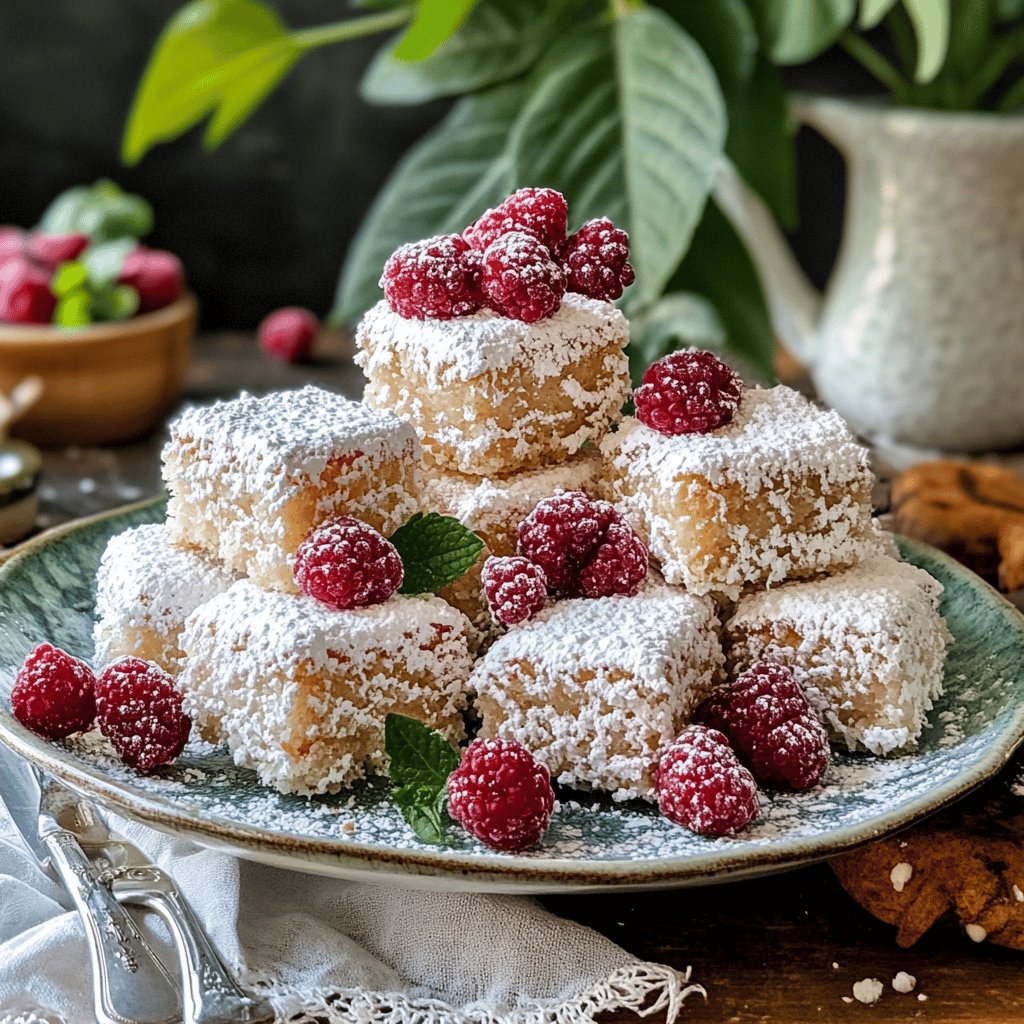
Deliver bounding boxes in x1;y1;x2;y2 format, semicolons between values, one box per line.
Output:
122;0;300;164
655;0;758;93
333;82;526;323
859;0;899;27
904;0;952;81
747;0;856;63
512;10;726;306
362;0;585;104
628;291;727;384
392;0;480;61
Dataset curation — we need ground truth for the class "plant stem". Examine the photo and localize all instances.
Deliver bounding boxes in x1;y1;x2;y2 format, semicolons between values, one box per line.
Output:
292;10;408;52
838;30;908;96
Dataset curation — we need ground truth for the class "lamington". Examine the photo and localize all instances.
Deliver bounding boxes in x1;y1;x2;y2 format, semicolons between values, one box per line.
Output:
600;385;880;598
180;580;472;795
471;584;723;801
355;293;630;476
163;386;420;591
93;523;236;673
725;554;952;756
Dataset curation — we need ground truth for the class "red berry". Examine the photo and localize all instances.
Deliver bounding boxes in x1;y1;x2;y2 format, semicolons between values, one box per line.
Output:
0;226;26;264
11;643;96;739
447;737;555;851
294;516;403;610
561;217;635;301
95;657;190;772
655;725;759;836
381;233;483;320
27;232;89;270
464;187;568;253
577;520;648;598
634;350;743;436
481;231;565;323
481;555;547;626
699;662;830;790
118;246;184;313
258;306;319;363
0;257;56;325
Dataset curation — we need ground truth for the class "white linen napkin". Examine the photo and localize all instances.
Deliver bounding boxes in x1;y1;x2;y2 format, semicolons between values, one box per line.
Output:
0;796;702;1024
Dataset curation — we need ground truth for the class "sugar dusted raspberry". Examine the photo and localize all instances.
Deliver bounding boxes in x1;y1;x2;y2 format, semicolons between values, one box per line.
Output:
481;231;565;323
294;515;403;610
481;555;547;626
26;232;89;270
0;257;56;325
578;520;648;598
381;233;483;320
447;737;555;851
95;657;190;772
699;662;830;790
561;217;635;301
258;306;319;363
464;187;568;253
655;725;759;836
11;643;96;739
634;350;743;436
118;246;184;313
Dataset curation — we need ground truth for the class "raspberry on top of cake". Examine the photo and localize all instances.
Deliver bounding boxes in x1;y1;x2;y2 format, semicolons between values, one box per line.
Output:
162;385;420;592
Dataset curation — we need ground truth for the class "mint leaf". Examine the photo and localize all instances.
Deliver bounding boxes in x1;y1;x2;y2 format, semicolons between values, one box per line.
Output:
54;291;92;329
40;180;153;241
92;284;140;323
390;513;484;595
83;238;136;287
51;261;89;298
385;713;460;845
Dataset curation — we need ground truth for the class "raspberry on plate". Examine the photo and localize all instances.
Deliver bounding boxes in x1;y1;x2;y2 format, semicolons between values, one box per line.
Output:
464;187;568;253
655;725;759;836
517;491;647;596
561;217;635;301
381;233;483;320
95;657;190;772
11;643;96;739
294;515;403;610
447;737;555;852
481;231;565;323
481;555;547;626
258;306;319;363
699;662;830;790
634;349;742;436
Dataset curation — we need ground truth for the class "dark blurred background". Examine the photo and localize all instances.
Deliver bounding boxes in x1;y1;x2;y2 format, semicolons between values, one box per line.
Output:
0;1;875;330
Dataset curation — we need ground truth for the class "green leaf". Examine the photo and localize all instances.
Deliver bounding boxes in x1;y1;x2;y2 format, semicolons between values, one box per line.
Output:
39;180;153;241
392;0;480;61
628;291;727;385
996;0;1024;20
859;0;899;28
82;239;136;288
361;0;584;105
50;262;88;298
390;513;485;595
121;0;301;165
747;0;856;63
392;784;449;844
92;284;141;322
512;10;726;307
904;0;951;81
334;81;527;324
54;291;92;329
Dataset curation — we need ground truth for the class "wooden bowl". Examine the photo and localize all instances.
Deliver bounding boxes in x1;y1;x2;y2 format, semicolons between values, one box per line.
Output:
0;294;197;447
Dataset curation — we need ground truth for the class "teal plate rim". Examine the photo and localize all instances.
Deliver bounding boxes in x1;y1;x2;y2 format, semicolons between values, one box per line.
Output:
1;497;1023;893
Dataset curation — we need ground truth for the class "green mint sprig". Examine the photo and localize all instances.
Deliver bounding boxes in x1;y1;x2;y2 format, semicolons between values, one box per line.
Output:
385;713;460;845
389;512;484;595
51;240;140;330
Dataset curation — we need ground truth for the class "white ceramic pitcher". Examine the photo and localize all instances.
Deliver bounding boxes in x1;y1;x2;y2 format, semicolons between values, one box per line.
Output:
715;95;1024;452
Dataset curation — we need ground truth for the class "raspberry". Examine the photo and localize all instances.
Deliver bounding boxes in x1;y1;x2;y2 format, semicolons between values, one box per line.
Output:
0;226;26;264
447;737;555;852
26;232;89;270
258;306;319;363
381;233;483;320
95;657;191;772
294;516;403;610
561;218;635;301
634;350;743;436
481;555;547;626
655;725;759;836
118;246;184;313
699;662;830;790
481;231;565;323
517;491;647;596
0;257;56;325
11;643;96;739
464;187;568;253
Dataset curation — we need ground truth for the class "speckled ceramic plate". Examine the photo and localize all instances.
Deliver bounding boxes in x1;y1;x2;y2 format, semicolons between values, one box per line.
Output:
2;499;1023;893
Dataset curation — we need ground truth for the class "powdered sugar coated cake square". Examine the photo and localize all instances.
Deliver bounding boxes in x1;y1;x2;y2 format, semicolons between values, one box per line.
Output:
355;293;630;476
726;554;952;756
163;386;420;591
600;386;880;598
471;584;723;801
179;580;472;795
93;523;237;673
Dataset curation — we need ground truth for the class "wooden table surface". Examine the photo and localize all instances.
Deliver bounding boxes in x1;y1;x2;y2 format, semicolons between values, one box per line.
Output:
23;331;1024;1023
